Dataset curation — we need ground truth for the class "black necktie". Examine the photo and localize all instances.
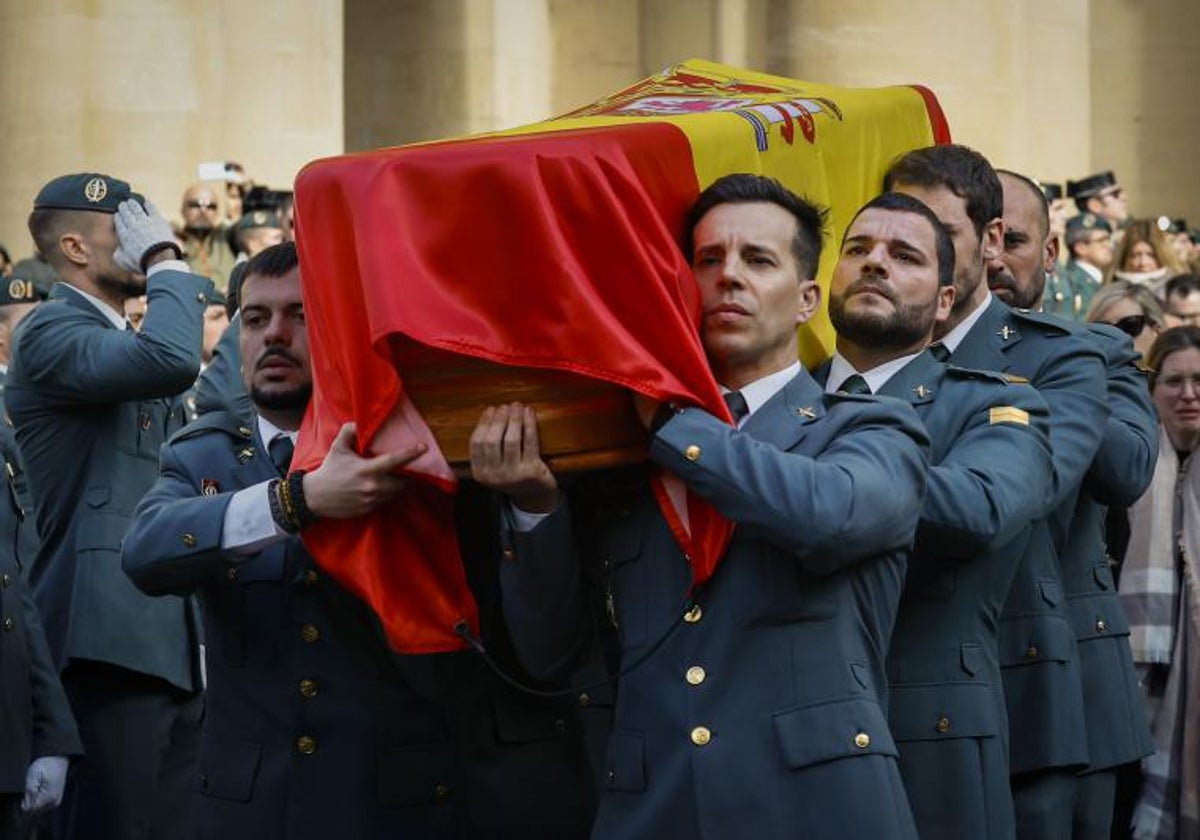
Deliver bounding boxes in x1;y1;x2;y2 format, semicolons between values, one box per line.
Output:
838;374;871;395
723;391;750;424
269;434;294;476
929;342;951;362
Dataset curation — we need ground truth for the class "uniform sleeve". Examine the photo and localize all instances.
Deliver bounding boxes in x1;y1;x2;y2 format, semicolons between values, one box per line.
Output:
919;382;1053;553
1084;328;1159;507
121;441;239;596
22;581;83;760
651;397;931;575
500;502;594;682
1033;333;1111;511
15;269;213;404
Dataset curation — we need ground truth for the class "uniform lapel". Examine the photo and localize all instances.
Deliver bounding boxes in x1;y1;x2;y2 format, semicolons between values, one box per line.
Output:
949;297;1013;372
877;351;940;408
741;369;826;452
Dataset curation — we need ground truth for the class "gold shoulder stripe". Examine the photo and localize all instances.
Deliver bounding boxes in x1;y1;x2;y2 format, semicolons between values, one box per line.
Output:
990;406;1030;426
1003;373;1029;384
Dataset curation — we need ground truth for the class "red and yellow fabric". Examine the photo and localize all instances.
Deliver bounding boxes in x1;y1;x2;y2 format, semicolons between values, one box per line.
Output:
293;59;950;653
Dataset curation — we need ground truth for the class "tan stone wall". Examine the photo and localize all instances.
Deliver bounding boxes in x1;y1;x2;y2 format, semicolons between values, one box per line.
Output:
0;0;343;261
1091;0;1200;223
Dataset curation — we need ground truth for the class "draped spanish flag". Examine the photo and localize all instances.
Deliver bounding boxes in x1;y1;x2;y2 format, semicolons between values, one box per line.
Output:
293;59;950;653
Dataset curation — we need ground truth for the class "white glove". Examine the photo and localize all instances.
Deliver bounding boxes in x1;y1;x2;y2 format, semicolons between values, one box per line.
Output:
114;199;178;272
21;755;69;815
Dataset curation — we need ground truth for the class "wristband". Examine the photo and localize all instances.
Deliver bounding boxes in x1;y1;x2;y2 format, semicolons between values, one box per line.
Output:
267;478;299;533
287;470;319;529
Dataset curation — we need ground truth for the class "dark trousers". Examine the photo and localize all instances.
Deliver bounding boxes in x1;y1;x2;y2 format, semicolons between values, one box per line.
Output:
1074;768;1117;839
1;792;33;840
1012;767;1077;840
54;661;201;840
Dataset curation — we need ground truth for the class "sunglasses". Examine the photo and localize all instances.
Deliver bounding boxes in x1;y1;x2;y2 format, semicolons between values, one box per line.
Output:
185;201;219;210
1108;314;1148;337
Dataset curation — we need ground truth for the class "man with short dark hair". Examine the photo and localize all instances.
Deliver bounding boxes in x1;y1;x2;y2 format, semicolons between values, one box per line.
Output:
472;173;931;839
1164;274;1200;326
821;191;1053;840
987;171;1060;312
8;172;214;839
992;171;1157;840
888;145;1111;839
123;242;597;838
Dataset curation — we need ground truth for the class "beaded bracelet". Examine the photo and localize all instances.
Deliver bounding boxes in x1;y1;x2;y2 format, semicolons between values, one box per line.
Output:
287;470;319;529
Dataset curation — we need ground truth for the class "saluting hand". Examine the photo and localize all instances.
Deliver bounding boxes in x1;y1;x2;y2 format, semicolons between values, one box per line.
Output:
469;403;560;513
302;423;425;520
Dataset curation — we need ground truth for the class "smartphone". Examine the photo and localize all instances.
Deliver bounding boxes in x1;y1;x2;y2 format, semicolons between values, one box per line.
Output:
197;161;242;182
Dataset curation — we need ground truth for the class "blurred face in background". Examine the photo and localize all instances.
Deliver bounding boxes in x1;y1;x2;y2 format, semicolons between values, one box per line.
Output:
1124;241;1161;274
1154;346;1200;452
1095;295;1160;357
181;185;221;234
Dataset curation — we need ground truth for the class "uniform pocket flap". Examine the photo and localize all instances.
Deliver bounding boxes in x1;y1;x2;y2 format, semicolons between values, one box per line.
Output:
85;484;111;508
888;682;1001;741
1092;562;1115;591
233;553;287;583
773;695;897;769
378;742;456;807
75;512;129;551
1038;578;1063;606
999;614;1076;666
198;736;261;803
603;730;646;792
1067;592;1131;639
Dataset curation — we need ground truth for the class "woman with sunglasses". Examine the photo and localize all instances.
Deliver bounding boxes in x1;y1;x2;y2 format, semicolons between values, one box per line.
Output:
1120;326;1200;838
1086;280;1168;359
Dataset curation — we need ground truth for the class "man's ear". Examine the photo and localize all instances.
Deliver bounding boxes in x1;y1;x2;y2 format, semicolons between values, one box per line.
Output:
796;281;821;326
57;231;90;268
980;218;1004;262
935;284;956;325
1043;234;1060;274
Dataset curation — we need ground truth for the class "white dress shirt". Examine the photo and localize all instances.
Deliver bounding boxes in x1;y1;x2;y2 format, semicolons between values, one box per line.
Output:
936;291;993;355
824;351;921;395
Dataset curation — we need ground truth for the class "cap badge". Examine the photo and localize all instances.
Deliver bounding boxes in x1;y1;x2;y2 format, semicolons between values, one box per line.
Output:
83;177;108;203
7;279;31;300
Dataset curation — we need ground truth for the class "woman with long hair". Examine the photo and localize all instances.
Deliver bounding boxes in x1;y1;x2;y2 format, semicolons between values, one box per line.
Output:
1087;280;1169;359
1121;326;1200;838
1114;219;1187;293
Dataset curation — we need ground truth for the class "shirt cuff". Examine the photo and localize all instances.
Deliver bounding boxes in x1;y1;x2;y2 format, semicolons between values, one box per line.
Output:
221;481;287;553
508;503;552;532
146;259;191;278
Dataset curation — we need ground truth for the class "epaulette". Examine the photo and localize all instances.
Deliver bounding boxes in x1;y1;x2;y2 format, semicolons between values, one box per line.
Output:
1083;321;1130;346
1007;307;1075;335
942;364;1013;385
169;410;255;445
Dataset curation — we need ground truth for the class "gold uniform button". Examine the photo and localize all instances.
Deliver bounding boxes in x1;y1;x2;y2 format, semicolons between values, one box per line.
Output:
683;604;703;623
690;726;712;746
578;692;590;708
684;445;702;462
301;624;320;643
197;293;207;303
303;569;319;585
3;617;13;631
226;567;239;581
935;716;951;734
434;783;450;799
1096;618;1107;632
685;666;706;686
181;533;197;548
299;679;318;698
0;573;10;587
296;736;317;755
501;548;515;562
1025;645;1039;659
854;732;871;749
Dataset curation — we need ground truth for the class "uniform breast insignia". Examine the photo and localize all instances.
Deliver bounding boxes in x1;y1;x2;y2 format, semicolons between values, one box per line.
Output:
201;479;221;496
237;446;256;463
237;426;253;438
989;406;1030;426
912;385;933;400
794;406;817;419
997;325;1018;341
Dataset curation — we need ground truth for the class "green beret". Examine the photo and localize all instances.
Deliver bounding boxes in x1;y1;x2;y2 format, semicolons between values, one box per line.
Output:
1065;212;1113;244
10;257;58;296
0;276;48;306
235;209;281;231
32;173;145;214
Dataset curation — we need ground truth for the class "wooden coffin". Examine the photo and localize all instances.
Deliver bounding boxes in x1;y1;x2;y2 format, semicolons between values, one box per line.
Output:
390;337;649;474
